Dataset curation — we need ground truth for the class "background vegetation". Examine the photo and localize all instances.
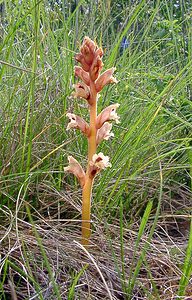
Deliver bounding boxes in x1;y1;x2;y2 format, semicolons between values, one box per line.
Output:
0;0;192;299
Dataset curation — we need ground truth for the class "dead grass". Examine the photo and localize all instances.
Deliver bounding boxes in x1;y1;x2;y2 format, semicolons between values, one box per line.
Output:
0;182;191;299
0;200;191;300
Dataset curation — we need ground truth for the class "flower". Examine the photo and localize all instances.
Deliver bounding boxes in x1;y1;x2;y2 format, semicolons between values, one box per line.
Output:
90;55;103;81
96;122;114;145
72;82;90;100
75;53;90;72
95;68;118;92
64;156;85;187
74;66;90;86
89;152;111;178
66;113;90;136
96;103;120;129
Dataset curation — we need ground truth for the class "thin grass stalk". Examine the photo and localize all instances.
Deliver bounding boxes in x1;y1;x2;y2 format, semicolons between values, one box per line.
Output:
21;241;44;300
25;204;62;300
126;157;163;298
21;0;40;175
68;264;88;299
119;198;126;294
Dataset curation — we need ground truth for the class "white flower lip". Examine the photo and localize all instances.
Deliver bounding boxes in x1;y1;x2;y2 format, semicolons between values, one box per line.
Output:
66;113;90;136
110;104;120;123
66;113;78;130
90;152;112;169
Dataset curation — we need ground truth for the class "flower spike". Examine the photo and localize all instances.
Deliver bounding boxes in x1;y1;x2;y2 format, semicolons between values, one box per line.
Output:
66;113;90;136
96;103;120;129
64;156;85;187
65;37;119;246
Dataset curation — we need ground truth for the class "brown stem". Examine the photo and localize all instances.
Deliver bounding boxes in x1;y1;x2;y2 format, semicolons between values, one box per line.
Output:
81;80;97;246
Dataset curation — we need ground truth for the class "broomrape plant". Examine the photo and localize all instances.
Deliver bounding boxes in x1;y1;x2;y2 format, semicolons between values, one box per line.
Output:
64;37;119;246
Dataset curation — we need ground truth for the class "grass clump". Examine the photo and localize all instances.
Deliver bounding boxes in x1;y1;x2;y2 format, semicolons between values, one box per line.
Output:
0;0;191;299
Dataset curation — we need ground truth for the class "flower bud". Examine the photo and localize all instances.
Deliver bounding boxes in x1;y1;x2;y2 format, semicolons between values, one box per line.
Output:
66;113;90;136
96;104;120;129
95;68;118;92
90;56;103;81
95;47;103;58
74;66;90;86
96;122;114;145
80;36;97;65
64;156;85;187
84;36;96;52
75;53;90;72
89;152;111;179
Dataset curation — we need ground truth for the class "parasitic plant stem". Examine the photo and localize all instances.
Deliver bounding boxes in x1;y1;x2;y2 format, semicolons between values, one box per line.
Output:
81;173;94;245
82;80;97;245
88;81;97;161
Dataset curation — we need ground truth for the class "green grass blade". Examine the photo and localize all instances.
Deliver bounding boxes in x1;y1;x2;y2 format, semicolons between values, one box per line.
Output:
177;217;192;297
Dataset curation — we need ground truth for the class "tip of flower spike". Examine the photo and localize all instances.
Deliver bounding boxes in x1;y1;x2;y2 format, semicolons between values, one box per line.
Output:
76;37;104;75
83;36;97;49
79;37;98;67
